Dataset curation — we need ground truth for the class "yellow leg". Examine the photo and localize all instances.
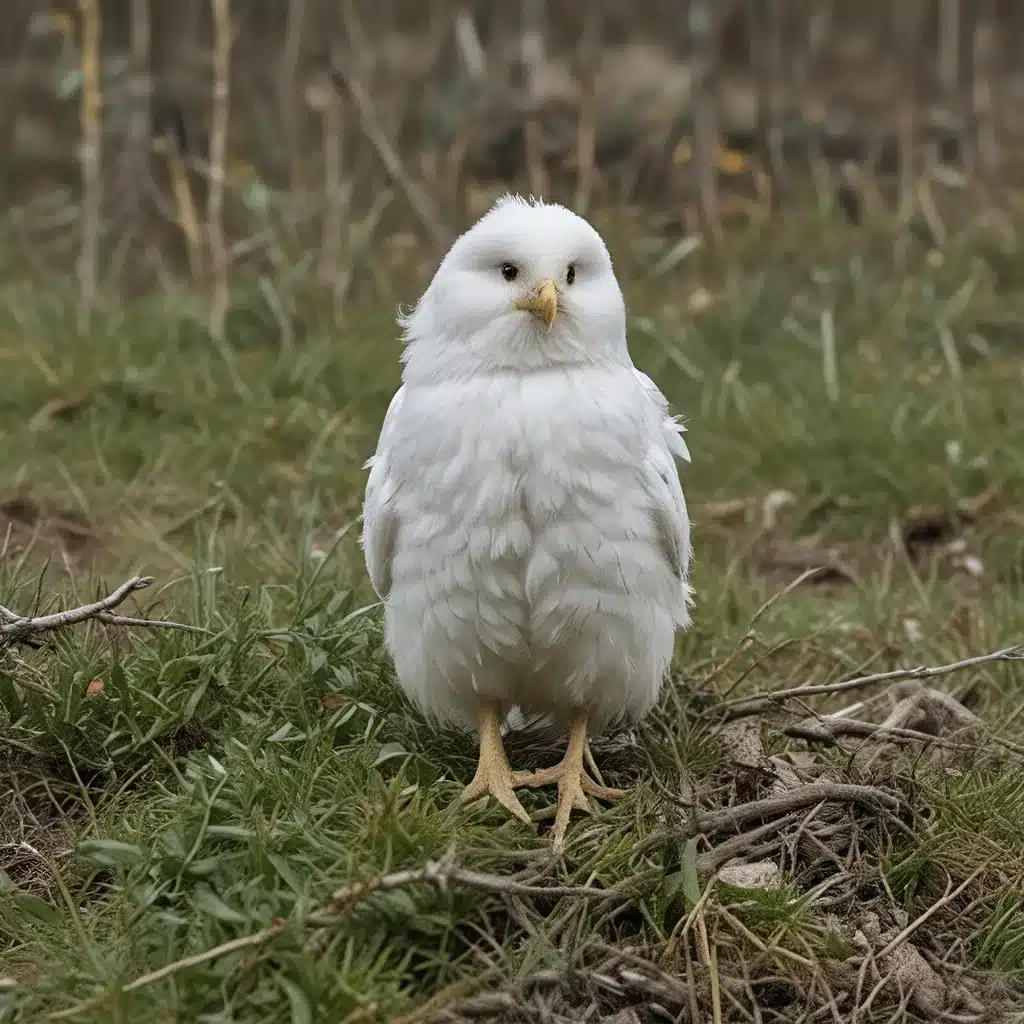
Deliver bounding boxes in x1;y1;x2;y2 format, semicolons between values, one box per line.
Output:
459;699;532;825
516;712;628;850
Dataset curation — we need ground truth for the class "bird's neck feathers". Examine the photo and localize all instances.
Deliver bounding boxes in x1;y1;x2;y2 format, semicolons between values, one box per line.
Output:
398;293;631;385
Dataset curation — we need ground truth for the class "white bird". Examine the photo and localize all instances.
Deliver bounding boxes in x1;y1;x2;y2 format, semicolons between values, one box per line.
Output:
362;195;692;849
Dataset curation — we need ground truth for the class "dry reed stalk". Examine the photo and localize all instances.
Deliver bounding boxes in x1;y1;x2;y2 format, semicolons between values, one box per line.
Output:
76;0;102;332
689;0;722;242
208;0;232;339
520;0;548;197
279;0;307;191
572;10;601;214
895;0;923;223
309;81;347;300
126;0;151;218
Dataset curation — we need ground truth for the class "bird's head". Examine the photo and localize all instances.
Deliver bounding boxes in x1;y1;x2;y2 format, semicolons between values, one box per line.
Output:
399;195;628;381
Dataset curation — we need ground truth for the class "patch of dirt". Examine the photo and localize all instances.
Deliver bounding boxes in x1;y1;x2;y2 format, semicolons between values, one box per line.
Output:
0;494;104;570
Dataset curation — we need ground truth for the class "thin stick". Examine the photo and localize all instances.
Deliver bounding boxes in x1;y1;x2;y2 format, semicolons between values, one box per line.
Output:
207;0;231;339
876;865;988;960
154;132;204;283
573;20;599;216
0;576;207;645
309;857;628;924
723;643;1024;718
328;58;447;251
76;0;102;332
317;85;347;296
636;783;902;858
784;718;977;750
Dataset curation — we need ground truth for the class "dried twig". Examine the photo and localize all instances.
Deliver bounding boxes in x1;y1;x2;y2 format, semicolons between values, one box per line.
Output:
304;848;629;957
636;783;901;860
693;783;903;833
0;576;209;647
785;717;972;749
309;853;627;925
722;643;1024;720
876;866;988;961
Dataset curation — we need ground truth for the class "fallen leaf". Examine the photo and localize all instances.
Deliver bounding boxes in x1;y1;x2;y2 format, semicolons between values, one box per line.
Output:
701;498;749;524
761;489;797;530
686;286;715;314
718;860;781;889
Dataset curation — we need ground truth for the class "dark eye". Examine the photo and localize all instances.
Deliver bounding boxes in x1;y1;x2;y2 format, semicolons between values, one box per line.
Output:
566;263;577;285
501;263;519;282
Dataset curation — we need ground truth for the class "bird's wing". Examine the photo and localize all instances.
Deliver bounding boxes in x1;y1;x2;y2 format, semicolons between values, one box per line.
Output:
634;369;692;587
361;385;406;600
634;367;691;463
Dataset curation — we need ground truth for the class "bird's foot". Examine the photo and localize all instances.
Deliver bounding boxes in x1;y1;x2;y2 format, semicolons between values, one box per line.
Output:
516;760;627;802
518;759;628;849
515;717;627;850
459;702;532;826
459;758;532;825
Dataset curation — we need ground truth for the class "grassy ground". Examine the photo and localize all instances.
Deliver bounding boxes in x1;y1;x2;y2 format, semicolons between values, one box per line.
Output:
2;199;1024;1022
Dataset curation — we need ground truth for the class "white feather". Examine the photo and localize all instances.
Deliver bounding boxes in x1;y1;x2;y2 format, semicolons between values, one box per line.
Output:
361;196;692;732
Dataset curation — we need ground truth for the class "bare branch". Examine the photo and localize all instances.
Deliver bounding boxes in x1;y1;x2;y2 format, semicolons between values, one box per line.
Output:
309;853;628;926
0;576;209;647
722;643;1024;720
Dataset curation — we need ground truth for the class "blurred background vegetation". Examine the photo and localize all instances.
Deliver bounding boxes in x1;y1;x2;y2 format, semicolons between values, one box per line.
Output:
1;0;1022;313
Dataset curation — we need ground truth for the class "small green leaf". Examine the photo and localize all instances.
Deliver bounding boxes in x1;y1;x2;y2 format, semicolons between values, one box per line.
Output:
280;978;313;1024
14;894;62;927
184;856;220;877
56;68;83;101
243;181;272;216
681;837;701;908
195;887;247;924
372;741;408;768
206;825;255;840
268;853;302;895
0;675;23;721
0;868;15;892
78;839;144;868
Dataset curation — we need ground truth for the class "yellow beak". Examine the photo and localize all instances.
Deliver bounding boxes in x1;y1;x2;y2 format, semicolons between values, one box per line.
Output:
514;279;558;329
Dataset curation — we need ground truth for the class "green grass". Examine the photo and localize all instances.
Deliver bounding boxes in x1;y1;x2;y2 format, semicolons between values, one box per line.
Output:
3;200;1024;1021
